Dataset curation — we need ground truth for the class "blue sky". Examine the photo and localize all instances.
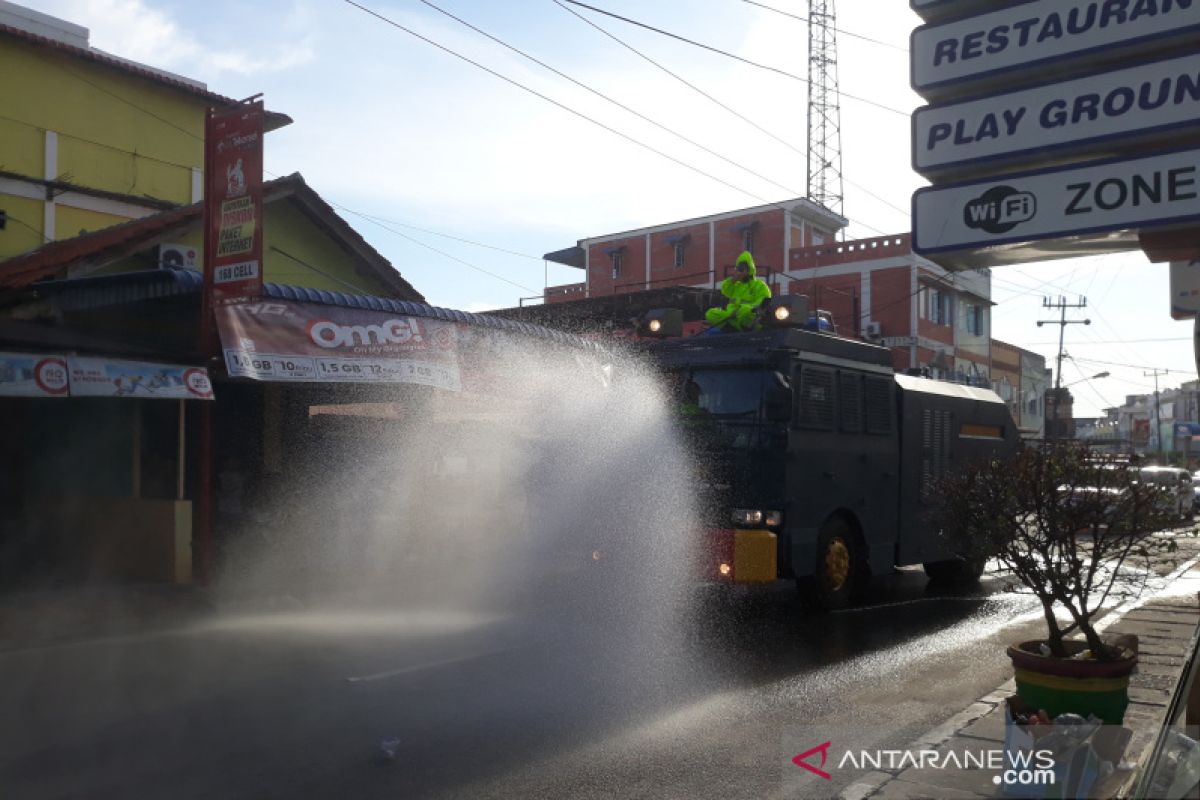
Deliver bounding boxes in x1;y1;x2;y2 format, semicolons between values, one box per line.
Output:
22;0;1196;417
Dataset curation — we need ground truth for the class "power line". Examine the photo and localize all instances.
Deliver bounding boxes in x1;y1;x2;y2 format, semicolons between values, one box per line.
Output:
270;246;377;294
560;1;909;116
3;212;52;243
1021;336;1191;345
323;198;540;294
1071;355;1193;373
1069;359;1116;411
347;210;543;261
0;112;198;173
342;1;795;212
741;0;909;52
44;57;204;142
415;0;803;198
552;0;909;220
550;2;803;159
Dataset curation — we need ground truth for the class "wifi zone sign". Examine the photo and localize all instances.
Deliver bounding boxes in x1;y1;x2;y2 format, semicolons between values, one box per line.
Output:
913;146;1200;267
963;186;1037;233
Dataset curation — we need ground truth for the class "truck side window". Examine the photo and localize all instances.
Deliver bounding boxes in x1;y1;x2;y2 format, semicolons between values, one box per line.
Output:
796;367;835;430
838;372;862;433
864;376;892;435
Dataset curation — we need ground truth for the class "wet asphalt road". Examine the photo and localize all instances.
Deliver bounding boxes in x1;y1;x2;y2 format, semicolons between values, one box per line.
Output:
0;549;1192;800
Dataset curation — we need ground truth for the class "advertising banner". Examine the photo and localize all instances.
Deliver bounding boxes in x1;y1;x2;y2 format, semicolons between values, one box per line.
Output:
203;101;264;306
912;145;1200;267
0;352;212;399
911;0;1200;99
913;53;1200;178
67;357;215;399
215;300;463;391
0;352;69;397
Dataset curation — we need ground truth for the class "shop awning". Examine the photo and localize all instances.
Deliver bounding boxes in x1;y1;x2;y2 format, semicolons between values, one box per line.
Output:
0;351;213;399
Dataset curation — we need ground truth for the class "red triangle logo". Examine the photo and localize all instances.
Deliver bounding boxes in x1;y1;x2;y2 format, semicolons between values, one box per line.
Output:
792;741;832;780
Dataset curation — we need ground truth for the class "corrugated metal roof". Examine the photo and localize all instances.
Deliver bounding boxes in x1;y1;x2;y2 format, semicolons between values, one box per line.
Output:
34;268;603;351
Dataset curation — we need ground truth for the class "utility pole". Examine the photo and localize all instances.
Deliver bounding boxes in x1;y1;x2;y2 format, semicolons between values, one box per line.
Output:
1145;368;1170;455
1037;296;1090;441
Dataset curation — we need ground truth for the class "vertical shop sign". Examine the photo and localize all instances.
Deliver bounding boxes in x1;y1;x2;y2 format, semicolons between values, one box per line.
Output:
203;100;264;307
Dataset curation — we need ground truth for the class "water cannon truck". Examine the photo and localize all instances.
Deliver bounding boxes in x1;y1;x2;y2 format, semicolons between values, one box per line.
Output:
638;294;1019;609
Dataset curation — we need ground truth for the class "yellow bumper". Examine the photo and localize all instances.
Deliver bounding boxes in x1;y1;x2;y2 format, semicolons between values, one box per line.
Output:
733;529;777;583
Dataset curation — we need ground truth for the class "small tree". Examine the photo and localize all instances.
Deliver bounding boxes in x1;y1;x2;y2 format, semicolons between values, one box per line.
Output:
930;446;1184;660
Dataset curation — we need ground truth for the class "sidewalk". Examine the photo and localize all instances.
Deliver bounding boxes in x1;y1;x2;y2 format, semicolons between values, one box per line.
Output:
0;582;215;650
841;559;1200;799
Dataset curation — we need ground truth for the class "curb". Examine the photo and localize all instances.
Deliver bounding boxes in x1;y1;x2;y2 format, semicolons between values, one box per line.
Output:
841;557;1200;799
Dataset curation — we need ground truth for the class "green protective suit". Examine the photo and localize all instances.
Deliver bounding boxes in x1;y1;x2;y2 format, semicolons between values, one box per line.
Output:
705;251;772;331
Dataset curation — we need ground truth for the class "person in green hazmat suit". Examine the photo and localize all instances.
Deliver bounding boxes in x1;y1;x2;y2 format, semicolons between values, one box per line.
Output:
705;250;771;332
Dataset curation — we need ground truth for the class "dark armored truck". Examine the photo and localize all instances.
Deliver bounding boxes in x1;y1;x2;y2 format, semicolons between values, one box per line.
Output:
643;323;1019;609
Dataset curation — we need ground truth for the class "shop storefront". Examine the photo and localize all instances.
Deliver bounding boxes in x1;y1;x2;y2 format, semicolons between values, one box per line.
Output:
0;352;212;587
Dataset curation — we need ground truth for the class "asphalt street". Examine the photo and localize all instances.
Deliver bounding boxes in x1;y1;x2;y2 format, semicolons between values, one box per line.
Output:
1;536;1196;800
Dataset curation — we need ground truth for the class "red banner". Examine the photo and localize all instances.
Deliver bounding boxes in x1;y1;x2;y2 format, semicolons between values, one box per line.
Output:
203;101;264;307
215;301;463;391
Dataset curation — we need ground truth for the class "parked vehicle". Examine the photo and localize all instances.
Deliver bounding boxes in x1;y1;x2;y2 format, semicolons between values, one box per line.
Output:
1136;466;1194;522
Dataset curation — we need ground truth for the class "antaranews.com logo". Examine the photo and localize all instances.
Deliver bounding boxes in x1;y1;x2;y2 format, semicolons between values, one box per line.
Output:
789;740;1056;792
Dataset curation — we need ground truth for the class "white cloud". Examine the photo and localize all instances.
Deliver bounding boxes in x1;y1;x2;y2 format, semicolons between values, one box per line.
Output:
37;0;314;78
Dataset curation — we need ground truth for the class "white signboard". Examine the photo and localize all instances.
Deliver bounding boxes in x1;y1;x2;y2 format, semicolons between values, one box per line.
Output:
67;357;214;399
914;53;1200;177
913;146;1200;266
0;352;69;397
212;259;260;286
1170;258;1200;319
911;0;1200;98
911;0;1033;24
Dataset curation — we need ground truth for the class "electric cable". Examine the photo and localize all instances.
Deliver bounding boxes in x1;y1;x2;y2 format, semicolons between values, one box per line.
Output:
560;0;909;116
417;0;804;198
552;0;910;220
740;0;909;52
342;0;797;212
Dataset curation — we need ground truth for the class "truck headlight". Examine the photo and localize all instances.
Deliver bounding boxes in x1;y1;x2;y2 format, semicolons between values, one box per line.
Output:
764;510;783;528
732;508;763;525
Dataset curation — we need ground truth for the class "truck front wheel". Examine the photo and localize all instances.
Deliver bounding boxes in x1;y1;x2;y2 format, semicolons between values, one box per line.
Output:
800;518;864;611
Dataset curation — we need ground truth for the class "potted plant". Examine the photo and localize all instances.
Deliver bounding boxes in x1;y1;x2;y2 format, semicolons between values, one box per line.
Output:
930;445;1185;724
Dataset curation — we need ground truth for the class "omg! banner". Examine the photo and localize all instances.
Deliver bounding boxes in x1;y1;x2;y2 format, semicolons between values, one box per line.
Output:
215;300;463;391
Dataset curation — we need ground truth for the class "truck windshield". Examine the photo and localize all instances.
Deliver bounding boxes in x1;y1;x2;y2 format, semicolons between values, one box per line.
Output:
674;369;767;417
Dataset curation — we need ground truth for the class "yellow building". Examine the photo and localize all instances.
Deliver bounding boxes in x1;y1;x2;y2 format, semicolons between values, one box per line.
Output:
0;2;290;259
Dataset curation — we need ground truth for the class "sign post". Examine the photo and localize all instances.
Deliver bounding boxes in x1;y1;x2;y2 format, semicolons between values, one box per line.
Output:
198;97;265;584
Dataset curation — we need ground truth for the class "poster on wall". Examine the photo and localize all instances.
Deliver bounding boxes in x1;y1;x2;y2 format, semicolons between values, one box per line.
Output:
67;357;215;399
0;352;69;397
203;100;264;307
215;300;463;391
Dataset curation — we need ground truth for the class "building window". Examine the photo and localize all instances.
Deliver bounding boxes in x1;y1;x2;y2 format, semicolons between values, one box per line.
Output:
961;303;985;335
610;251;623;280
742;226;755;254
673;241;686;269
926;289;953;326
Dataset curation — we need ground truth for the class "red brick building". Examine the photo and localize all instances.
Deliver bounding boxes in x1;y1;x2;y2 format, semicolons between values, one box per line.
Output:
543;201;999;386
542;198;845;304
